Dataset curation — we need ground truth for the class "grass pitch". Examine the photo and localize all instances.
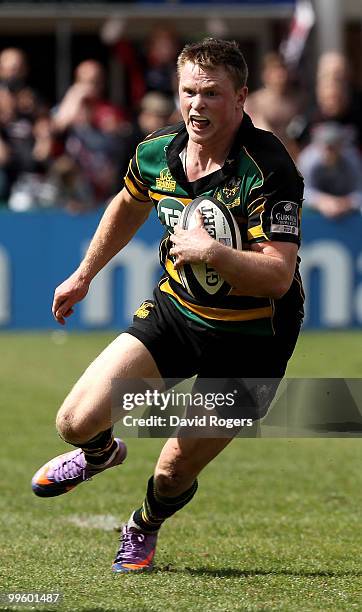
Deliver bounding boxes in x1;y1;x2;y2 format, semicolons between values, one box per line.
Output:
1;331;362;611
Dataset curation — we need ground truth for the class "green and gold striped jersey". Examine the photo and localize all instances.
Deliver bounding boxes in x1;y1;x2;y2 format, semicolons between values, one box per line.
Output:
124;113;304;335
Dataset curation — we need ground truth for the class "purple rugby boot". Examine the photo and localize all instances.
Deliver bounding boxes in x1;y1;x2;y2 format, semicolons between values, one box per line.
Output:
31;438;127;497
112;525;158;573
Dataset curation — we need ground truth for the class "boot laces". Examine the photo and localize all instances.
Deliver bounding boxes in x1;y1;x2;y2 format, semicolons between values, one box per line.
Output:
54;450;87;482
115;529;146;563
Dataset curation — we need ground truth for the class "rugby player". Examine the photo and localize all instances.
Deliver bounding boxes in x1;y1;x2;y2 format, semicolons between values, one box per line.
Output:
31;39;304;573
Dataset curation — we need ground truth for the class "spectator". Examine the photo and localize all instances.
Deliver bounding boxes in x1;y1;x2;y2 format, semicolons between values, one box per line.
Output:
316;51;350;85
316;51;362;105
244;52;304;156
100;19;146;112
7;113;59;211
51;60;132;209
0;47;50;205
61;100;117;208
113;91;175;183
45;155;94;214
137;91;175;137
94;103;142;187
0;47;28;94
143;28;181;97
296;52;362;151
298;122;362;219
0;47;46;116
53;60;126;134
0;86;42;209
0;89;13;200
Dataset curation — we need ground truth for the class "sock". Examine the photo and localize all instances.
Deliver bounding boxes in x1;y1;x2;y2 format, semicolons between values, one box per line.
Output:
130;476;198;533
74;428;117;465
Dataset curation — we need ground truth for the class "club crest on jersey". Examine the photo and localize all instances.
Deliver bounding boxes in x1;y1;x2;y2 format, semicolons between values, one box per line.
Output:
134;301;154;319
157;197;185;232
271;201;299;236
156;168;176;192
216;177;241;208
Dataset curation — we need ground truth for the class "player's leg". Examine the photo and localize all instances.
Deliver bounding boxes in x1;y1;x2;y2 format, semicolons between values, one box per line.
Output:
154;435;233;495
56;332;163;443
113;321;302;573
32;290;200;500
32;333;163;497
135;434;234;530
113;435;233;573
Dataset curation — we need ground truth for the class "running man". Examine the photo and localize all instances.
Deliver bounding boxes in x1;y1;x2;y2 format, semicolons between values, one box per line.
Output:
32;38;304;573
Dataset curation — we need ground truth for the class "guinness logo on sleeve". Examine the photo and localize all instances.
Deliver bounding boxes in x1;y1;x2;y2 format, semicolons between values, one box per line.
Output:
270;201;299;236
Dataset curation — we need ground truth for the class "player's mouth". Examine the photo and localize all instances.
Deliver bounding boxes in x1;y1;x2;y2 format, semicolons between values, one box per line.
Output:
189;116;210;131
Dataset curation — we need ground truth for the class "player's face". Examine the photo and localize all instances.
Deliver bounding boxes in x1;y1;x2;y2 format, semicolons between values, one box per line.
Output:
178;61;247;148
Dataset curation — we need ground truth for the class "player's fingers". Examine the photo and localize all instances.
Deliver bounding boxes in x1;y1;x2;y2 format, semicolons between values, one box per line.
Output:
53;298;73;323
63;308;74;319
173;225;187;235
194;210;204;227
52;296;60;316
52;292;68;317
169;232;179;243
54;311;65;325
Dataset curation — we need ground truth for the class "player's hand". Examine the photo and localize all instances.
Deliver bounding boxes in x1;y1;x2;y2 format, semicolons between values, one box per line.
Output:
169;210;215;268
52;271;90;326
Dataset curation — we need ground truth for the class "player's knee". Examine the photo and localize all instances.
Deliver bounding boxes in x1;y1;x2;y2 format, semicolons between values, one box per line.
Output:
55;404;81;443
56;398;100;444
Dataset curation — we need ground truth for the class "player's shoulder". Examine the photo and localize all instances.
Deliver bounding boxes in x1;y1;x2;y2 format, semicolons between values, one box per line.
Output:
135;121;184;169
241;114;301;179
133;121;185;182
138;121;184;148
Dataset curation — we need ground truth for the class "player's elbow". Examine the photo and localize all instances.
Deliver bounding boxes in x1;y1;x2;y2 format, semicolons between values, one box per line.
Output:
270;273;293;299
271;284;289;299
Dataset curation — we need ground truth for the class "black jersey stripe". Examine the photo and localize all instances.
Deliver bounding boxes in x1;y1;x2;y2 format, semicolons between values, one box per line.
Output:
124;181;149;203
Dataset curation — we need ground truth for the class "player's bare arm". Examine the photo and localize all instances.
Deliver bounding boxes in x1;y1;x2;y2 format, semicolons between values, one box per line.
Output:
52;188;153;325
169;210;298;299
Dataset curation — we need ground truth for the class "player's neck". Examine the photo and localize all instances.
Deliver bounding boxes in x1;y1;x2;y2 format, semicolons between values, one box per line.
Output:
184;149;221;181
185;140;230;181
185;119;242;181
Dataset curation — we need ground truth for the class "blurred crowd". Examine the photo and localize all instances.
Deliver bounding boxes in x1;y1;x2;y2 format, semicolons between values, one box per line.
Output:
0;29;179;213
245;50;362;219
0;31;361;219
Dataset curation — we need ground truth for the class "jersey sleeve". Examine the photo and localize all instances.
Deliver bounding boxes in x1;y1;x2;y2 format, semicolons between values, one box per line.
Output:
124;151;151;203
246;162;304;245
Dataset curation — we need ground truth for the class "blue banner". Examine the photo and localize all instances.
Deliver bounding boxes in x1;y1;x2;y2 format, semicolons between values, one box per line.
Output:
300;212;362;329
0;209;361;330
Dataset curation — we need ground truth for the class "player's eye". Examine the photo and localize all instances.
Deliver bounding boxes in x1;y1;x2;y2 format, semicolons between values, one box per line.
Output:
205;91;217;98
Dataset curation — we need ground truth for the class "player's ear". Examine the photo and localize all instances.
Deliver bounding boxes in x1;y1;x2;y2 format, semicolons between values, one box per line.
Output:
237;86;248;109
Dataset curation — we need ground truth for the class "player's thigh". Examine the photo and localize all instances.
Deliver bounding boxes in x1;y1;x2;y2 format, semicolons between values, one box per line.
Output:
154;436;233;495
57;333;163;433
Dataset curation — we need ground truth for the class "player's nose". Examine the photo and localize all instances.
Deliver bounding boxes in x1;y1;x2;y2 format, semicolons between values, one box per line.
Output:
191;94;205;111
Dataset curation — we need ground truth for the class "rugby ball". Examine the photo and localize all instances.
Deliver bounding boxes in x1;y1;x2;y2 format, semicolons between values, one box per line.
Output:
178;196;242;300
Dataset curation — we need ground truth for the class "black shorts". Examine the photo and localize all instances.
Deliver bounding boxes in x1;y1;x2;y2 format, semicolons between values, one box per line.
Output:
126;287;301;421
